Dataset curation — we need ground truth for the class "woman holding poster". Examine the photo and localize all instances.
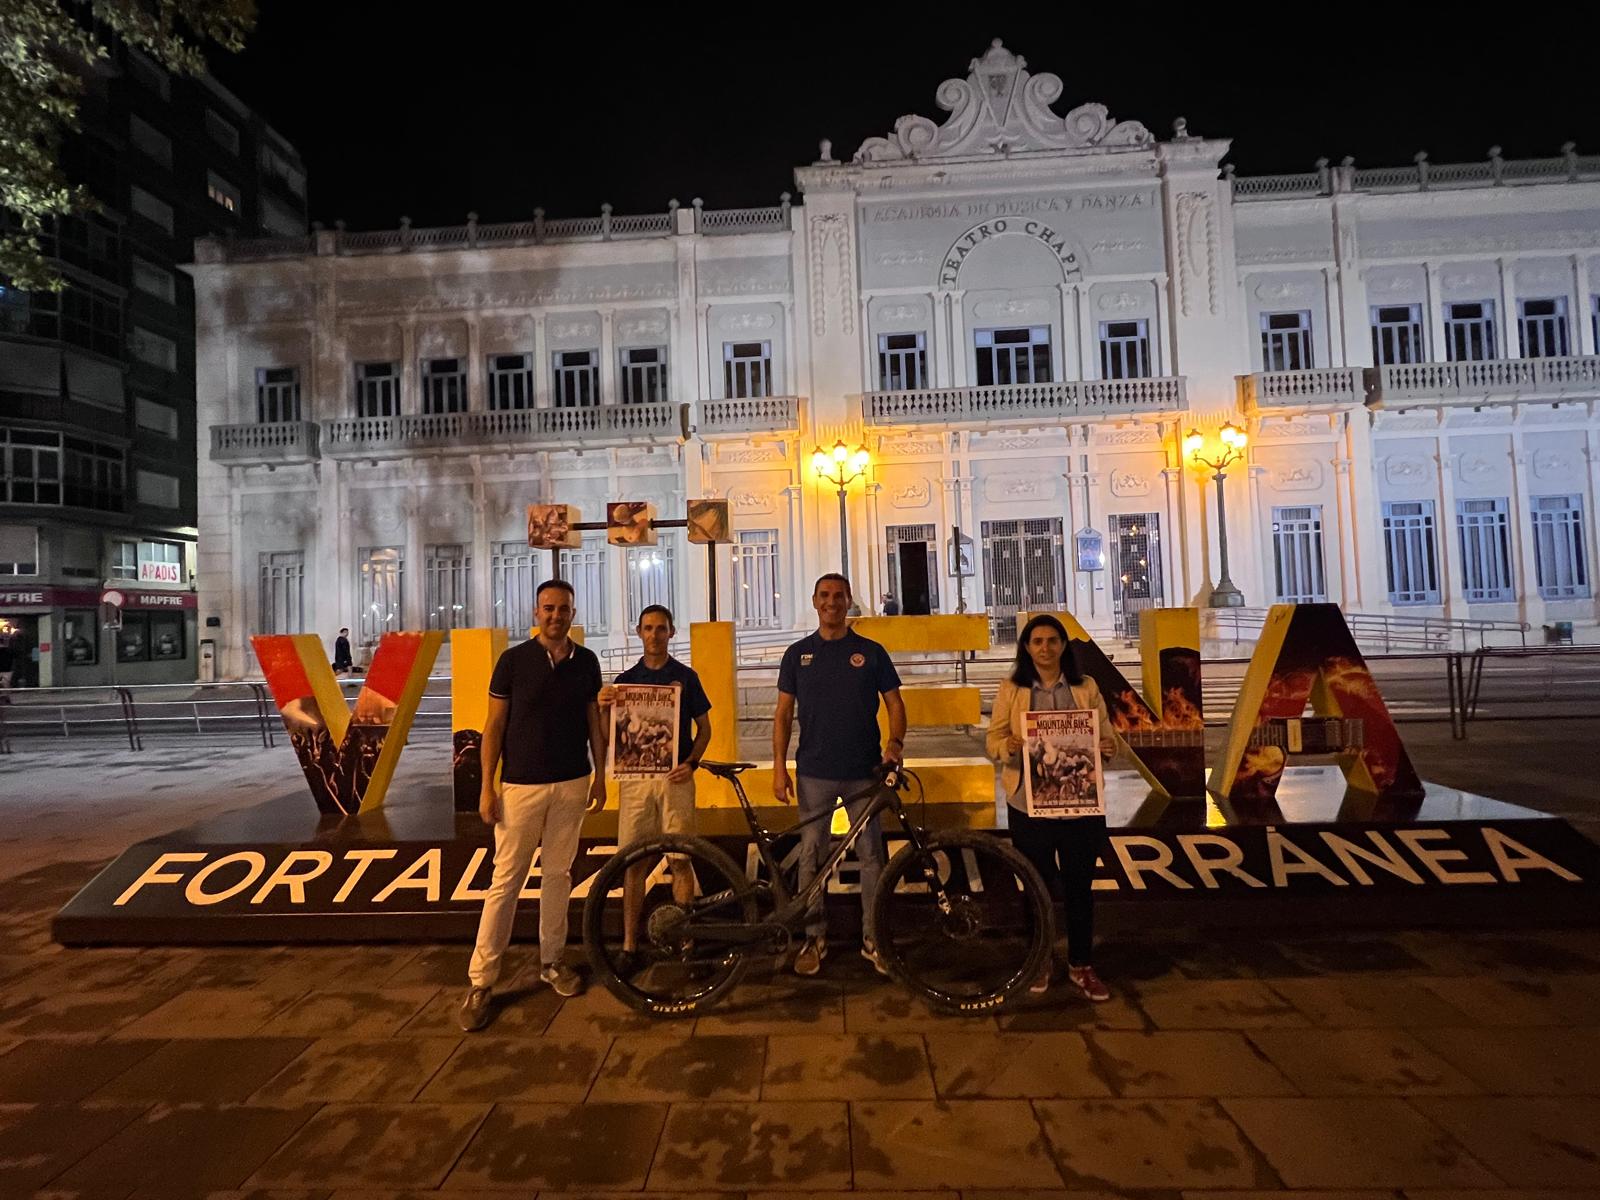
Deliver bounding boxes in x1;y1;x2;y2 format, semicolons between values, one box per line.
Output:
986;614;1118;1002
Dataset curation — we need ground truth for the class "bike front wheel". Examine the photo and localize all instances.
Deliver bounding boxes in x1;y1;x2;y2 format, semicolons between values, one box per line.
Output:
872;830;1054;1014
582;834;759;1017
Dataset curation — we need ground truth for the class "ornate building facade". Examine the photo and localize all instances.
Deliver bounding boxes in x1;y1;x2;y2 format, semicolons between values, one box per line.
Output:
192;42;1600;678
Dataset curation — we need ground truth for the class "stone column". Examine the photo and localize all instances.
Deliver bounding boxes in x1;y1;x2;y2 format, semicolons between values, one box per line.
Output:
403;464;425;632
1161;463;1188;604
1322;267;1346;367
696;303;714;400
465;316;483;411
533;315;549;408
864;481;884;608
1498;259;1520;358
948;290;968;387
226;480;246;677
1057;282;1077;379
400;320;418;413
1346;411;1389;611
1585;436;1600;621
1508;431;1546;629
781;299;797;396
1575;256;1596;356
930;291;949;387
1436;447;1467;616
1424;262;1448;363
599;310;617;405
470;457;491;632
782;482;805;629
1074;283;1094;380
1330;455;1355;608
1152;274;1173;377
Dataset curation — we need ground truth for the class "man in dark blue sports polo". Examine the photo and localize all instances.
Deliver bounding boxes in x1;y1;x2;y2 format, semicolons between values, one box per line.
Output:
773;573;906;976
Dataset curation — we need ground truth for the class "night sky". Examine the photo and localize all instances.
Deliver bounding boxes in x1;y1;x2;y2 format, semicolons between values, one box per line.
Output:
209;7;1600;233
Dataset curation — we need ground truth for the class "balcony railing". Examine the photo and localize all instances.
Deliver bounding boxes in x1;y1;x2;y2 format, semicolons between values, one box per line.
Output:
321;403;689;456
1229;145;1600;201
697;395;802;436
1366;356;1600;407
208;421;319;464
1240;368;1363;410
861;378;1187;428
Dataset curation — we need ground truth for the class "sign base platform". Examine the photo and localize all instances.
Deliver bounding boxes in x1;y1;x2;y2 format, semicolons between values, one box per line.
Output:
54;767;1600;945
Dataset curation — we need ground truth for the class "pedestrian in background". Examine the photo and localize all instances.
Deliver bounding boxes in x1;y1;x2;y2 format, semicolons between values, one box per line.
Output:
332;627;354;675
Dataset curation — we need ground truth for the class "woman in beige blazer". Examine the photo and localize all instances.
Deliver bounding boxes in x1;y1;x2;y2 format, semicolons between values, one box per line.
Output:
986;613;1117;1001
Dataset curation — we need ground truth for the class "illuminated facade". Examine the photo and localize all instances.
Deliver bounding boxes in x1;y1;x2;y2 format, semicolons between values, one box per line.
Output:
192;41;1600;678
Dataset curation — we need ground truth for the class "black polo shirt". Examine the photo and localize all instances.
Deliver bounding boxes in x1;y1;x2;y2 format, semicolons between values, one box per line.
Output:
777;629;902;779
489;638;602;784
615;655;712;764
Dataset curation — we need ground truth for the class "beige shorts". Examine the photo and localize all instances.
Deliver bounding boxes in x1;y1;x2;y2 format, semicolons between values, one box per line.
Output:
617;775;697;848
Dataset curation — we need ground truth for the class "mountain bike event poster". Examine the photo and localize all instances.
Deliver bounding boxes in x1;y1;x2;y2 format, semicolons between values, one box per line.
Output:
1023;708;1105;819
609;684;680;780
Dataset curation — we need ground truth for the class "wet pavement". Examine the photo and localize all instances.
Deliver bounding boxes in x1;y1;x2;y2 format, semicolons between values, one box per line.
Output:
1;736;1599;1195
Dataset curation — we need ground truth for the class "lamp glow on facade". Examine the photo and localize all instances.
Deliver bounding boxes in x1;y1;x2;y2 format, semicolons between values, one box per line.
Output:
1185;423;1249;608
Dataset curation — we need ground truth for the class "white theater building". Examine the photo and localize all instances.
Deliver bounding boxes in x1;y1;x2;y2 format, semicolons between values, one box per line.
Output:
192;41;1600;678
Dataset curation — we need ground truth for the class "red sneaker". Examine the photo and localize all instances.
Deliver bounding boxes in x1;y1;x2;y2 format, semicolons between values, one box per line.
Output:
1066;965;1111;1003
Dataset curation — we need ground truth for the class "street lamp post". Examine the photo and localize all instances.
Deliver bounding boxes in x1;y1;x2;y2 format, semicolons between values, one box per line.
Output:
1184;423;1249;608
811;438;871;577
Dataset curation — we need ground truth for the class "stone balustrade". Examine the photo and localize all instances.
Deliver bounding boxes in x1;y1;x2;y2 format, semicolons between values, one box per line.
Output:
319;403;688;457
1229;146;1600;201
1367;356;1600;407
861;378;1187;428
208;421;319;465
697;396;802;436
1240;368;1364;410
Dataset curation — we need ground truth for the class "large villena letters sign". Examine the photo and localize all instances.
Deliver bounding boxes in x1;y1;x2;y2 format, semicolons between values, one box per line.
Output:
254;602;1420;814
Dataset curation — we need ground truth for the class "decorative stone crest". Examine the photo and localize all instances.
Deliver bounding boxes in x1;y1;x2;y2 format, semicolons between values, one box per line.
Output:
808;213;855;337
890;479;932;508
1271;462;1323;490
1109;470;1151;497
1384;456;1432;484
717;311;776;332
1533;448;1575;479
728;488;774;515
984;473;1053;502
1176;192;1219;317
853;40;1152;163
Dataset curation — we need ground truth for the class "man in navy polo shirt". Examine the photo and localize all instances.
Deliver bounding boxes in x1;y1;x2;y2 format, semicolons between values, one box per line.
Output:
459;578;606;1032
774;573;906;976
598;603;713;974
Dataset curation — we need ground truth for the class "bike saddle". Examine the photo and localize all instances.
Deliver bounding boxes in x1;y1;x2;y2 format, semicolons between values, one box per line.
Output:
699;759;757;777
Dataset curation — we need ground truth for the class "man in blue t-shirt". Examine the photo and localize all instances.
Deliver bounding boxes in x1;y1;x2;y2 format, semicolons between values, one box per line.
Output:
598;604;713;975
774;573;905;977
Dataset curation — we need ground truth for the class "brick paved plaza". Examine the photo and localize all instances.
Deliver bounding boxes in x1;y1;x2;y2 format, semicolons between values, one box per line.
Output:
1;732;1598;1197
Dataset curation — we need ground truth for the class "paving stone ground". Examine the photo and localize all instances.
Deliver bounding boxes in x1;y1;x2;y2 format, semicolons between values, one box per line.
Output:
1;733;1599;1196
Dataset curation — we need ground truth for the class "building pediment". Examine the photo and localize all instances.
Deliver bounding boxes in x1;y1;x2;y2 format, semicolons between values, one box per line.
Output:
853;40;1154;165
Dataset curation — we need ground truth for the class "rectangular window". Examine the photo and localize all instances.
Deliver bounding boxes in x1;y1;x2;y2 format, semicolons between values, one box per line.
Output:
420;357;466;414
126;51;169;98
110;540;137;579
1099;320;1151;379
1271;505;1327;602
136;469;180;510
204;108;241;155
258;551;304;635
256;366;301;423
486;353;534;411
136;397;178;438
128;115;172;168
723;341;772;399
1456;497;1515;602
356;546;404;647
259;142;307;198
131;256;176;303
60;282;123;357
1371;304;1425;365
261;194;303;238
1518;297;1570;359
1;429;62;505
976;326;1052;386
491;540;537;639
354;362;399;418
1444;300;1498;362
0;524;38;575
63;608;98;665
1531;495;1590;600
558;535;609;635
424;543;472;630
136;540;182;583
625;538;677;627
877;332;928;391
732;529;781;629
206;170;240;214
552;349;599;408
129;326;177;372
1382;500;1440;605
62;437;123;511
1260;311;1313;371
129;185;174;234
150;611;185;659
117;612;151;662
620;347;668;405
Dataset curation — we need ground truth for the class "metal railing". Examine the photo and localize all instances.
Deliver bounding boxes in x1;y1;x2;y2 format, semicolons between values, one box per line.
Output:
0;682;279;751
1208;607;1529;653
1229;145;1600;201
861;377;1187;427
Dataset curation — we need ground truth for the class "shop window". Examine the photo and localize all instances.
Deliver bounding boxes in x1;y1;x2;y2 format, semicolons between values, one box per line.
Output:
64;609;98;665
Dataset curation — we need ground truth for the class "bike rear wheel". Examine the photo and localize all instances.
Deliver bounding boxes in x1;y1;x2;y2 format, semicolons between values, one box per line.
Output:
872;830;1054;1014
582;834;759;1016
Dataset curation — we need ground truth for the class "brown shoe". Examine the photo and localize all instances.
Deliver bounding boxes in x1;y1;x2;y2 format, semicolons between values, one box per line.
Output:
1066;965;1111;1003
794;936;827;976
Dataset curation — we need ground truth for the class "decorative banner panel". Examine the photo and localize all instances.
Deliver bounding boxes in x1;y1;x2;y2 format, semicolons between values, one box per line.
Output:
527;504;581;549
686;499;732;544
607;501;657;546
252;631;442;815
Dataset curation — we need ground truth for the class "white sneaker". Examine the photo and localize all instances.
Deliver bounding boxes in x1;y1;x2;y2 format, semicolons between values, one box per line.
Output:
539;962;584;997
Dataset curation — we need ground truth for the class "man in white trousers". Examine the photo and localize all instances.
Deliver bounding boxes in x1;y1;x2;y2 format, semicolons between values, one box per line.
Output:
459;578;606;1031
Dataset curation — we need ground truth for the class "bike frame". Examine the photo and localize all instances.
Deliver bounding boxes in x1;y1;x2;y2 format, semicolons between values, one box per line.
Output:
703;766;933;942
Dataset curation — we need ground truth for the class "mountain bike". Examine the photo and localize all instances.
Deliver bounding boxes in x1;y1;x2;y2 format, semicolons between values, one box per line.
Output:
582;759;1054;1016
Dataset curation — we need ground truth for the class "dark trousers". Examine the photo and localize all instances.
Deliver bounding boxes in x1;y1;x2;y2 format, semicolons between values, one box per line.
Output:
1006;807;1106;967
